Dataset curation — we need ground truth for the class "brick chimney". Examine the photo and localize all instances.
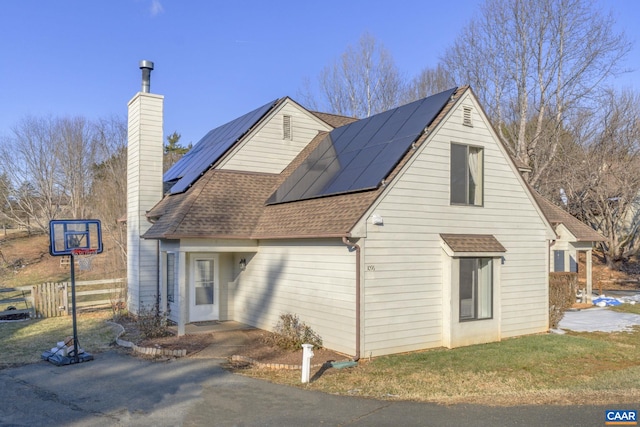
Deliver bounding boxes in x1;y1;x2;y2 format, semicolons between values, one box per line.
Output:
127;60;163;314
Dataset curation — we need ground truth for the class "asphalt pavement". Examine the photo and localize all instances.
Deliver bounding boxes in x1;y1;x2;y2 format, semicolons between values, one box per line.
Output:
0;349;631;426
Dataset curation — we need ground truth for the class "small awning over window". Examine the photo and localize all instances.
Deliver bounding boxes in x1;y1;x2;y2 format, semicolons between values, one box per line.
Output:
440;234;506;257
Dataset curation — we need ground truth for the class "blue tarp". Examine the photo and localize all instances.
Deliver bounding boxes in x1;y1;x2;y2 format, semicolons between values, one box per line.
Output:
592;297;622;307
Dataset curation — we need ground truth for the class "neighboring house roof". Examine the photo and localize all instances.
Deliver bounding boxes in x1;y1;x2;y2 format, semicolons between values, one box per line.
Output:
531;190;605;242
143;86;490;240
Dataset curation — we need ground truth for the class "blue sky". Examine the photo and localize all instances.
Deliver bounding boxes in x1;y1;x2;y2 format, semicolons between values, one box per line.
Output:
1;0;638;147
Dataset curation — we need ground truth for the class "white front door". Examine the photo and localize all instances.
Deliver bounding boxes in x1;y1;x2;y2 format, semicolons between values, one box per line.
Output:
189;254;219;322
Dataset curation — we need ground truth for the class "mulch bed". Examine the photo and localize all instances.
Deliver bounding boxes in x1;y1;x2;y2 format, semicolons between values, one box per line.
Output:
117;317;348;366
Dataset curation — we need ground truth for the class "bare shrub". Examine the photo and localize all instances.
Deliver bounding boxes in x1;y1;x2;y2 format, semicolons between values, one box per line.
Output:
549;272;577;328
263;313;323;351
135;304;171;339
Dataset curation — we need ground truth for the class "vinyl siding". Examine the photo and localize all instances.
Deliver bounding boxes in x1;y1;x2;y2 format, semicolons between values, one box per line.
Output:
360;92;551;356
127;93;163;312
233;239;356;356
220;100;332;174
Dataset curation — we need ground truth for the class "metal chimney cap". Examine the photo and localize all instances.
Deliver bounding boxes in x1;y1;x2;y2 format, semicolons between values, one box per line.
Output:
139;60;154;70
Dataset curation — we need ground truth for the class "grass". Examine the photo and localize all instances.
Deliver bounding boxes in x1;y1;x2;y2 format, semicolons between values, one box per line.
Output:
0;310;119;368
235;305;640;406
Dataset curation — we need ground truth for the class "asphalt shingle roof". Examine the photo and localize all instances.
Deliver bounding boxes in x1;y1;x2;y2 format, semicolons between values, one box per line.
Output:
531;190;605;242
143;87;481;240
440;234;507;253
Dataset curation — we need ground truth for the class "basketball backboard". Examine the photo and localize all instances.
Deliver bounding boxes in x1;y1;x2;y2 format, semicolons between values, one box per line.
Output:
49;219;103;256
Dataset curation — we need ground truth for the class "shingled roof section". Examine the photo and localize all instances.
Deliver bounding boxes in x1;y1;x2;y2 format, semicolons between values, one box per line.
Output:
440;234;507;253
144;169;281;239
311;111;358;128
530;190;605;242
144;87;468;240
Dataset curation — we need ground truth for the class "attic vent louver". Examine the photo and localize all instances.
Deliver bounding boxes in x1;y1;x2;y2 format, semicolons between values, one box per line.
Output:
463;107;473;127
283;115;292;140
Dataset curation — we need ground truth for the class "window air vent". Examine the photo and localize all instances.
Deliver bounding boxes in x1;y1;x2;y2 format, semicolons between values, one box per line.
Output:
283;115;292;140
463;107;473;127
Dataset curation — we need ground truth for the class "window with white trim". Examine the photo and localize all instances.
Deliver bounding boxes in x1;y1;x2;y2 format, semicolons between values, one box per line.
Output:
451;143;483;206
459;258;493;321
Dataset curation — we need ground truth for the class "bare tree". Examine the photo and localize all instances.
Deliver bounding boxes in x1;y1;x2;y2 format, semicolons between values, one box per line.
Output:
442;0;631;186
403;64;456;103
555;89;640;266
91;116;128;271
0;116;64;232
57;117;98;219
300;33;405;118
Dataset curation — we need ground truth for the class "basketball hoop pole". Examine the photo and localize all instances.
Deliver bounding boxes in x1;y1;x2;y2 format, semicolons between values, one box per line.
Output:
69;252;80;363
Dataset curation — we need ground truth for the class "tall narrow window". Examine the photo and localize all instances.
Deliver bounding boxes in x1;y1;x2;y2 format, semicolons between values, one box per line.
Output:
450;143;483;206
283;115;292;140
166;252;176;303
459;258;493;321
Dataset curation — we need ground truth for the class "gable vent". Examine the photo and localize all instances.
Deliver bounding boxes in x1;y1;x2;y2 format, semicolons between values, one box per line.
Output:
283;115;292;140
463;107;473;127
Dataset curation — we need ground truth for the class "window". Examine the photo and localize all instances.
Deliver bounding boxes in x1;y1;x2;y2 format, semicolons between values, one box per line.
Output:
459;258;493;321
166;252;176;303
283;115;292;140
553;250;565;272
451;143;483;206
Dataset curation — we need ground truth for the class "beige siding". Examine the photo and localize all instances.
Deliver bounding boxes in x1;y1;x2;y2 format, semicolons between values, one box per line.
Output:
233;239;357;356
127;93;164;312
220;100;332;173
360;92;551;356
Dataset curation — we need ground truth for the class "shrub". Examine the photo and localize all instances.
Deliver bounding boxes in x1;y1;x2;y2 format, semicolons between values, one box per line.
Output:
549;272;577;328
264;313;323;350
135;305;171;339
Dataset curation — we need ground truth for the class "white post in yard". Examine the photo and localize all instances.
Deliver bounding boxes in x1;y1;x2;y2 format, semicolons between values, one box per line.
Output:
301;343;314;383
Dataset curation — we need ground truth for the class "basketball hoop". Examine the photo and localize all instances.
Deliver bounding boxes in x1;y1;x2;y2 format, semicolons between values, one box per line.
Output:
71;248;98;271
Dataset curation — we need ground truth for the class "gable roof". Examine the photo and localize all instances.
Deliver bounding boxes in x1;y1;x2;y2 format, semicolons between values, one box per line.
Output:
163;98;280;195
530;190;605;242
143;87;470;240
268;88;458;205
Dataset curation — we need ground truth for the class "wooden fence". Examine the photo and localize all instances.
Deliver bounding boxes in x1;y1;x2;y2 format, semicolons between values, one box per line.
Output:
0;278;126;319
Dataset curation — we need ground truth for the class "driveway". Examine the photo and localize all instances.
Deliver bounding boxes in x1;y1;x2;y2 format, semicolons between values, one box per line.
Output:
0;349;624;426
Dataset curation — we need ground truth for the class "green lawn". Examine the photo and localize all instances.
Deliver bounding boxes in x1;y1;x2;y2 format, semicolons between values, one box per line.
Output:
237;305;640;406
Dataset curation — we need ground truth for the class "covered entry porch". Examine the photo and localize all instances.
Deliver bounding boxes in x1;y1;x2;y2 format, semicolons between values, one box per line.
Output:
158;239;257;336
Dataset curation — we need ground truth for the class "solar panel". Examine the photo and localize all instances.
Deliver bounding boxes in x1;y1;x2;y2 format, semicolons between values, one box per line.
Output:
164;99;279;194
267;87;457;204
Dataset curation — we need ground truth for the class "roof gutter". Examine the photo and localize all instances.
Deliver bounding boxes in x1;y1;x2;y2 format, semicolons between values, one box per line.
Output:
342;236;361;361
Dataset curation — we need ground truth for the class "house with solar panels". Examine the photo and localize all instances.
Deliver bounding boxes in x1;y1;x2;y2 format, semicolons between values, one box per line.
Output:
127;76;561;357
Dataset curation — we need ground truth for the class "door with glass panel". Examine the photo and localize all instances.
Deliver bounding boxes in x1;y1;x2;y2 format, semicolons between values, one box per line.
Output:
189;254;219;322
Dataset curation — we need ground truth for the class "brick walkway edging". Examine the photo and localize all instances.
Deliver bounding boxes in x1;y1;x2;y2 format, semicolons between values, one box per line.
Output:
108;321;187;358
109;321;333;369
231;354;329;370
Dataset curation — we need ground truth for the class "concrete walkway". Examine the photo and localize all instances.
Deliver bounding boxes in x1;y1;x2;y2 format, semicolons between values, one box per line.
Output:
0;350;621;426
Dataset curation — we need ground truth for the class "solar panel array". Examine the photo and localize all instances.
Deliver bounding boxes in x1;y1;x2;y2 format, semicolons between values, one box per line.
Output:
164;99;279;194
267;88;457;204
